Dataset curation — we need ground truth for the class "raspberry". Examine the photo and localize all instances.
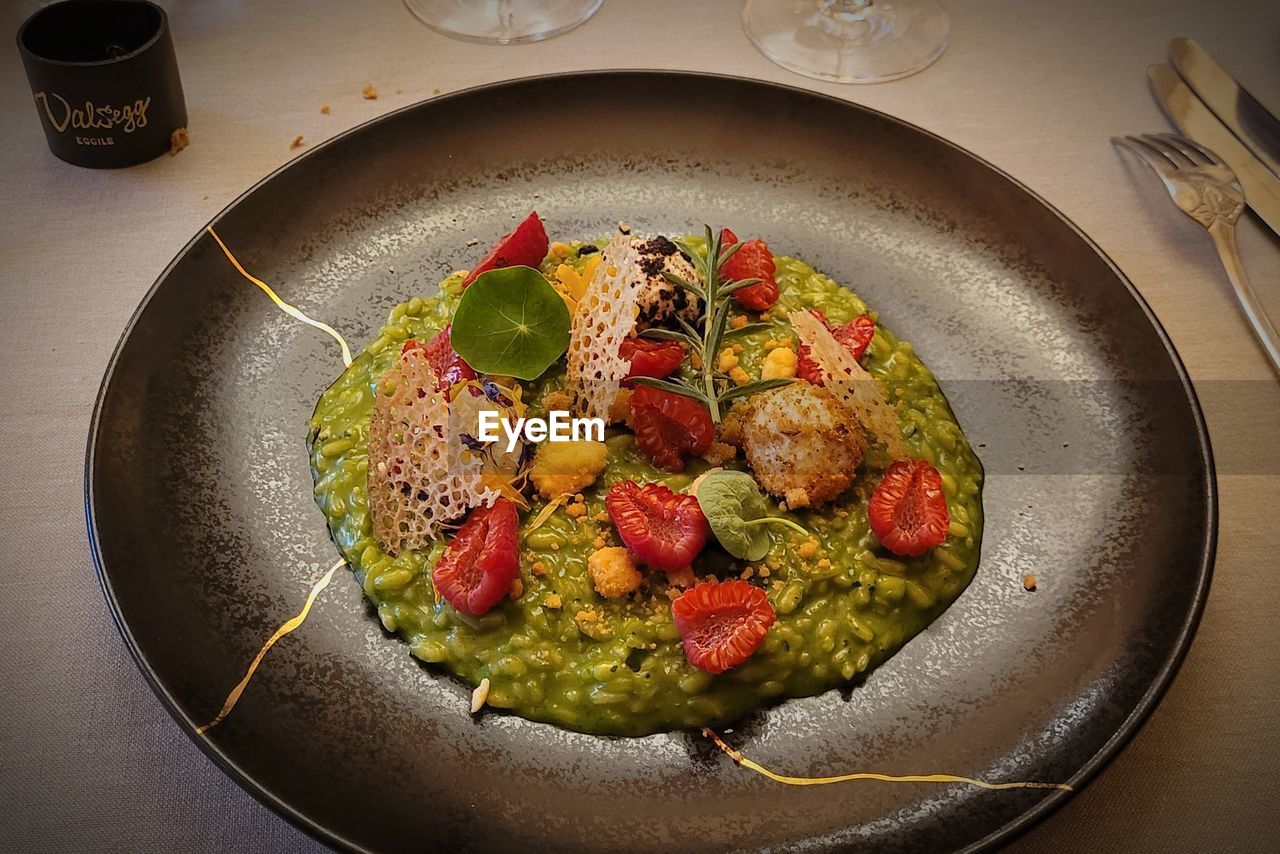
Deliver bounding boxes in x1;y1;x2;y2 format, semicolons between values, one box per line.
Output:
404;325;477;388
672;580;776;674
462;211;549;287
432;499;520;615
795;311;875;385
619;336;685;383
605;481;709;572
867;460;950;557
832;314;875;360
720;228;779;312
628;385;714;473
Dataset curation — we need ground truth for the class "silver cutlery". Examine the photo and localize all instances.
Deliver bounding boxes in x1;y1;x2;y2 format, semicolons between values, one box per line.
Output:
1169;38;1280;179
1149;64;1280;238
1114;133;1280;374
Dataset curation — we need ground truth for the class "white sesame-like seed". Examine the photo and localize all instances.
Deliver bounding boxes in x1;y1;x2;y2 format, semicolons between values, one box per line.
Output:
470;678;490;713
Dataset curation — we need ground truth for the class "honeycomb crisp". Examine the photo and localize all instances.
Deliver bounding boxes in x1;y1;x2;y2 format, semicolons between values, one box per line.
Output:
565;234;644;421
367;348;497;555
789;310;907;458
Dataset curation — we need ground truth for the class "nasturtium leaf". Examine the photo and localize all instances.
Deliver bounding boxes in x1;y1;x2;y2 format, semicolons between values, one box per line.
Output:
693;470;807;561
450;266;571;380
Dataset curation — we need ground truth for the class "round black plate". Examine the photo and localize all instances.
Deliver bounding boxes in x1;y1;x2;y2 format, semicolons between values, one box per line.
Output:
87;72;1215;853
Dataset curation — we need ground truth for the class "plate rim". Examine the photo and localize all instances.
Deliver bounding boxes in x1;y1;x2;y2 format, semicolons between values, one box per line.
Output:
84;69;1218;853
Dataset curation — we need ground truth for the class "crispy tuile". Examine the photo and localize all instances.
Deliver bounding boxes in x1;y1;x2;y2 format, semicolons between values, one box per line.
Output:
367;349;499;555
565;234;644;422
789;310;906;457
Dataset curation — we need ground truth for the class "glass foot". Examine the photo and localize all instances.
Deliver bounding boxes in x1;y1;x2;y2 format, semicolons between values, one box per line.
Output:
743;0;950;84
404;0;603;45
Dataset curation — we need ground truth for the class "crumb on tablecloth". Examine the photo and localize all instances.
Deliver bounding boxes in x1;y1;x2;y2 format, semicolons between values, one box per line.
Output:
362;84;379;100
320;104;330;114
169;127;189;155
289;135;304;150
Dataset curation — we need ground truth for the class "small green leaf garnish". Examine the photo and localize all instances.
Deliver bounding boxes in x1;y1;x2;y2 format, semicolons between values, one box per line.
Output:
694;470;808;561
450;266;570;380
639;327;700;350
630;375;712;403
719;377;796;405
723;322;771;337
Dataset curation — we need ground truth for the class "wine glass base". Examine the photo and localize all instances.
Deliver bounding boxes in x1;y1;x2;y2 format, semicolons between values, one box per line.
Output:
743;0;950;84
404;0;603;45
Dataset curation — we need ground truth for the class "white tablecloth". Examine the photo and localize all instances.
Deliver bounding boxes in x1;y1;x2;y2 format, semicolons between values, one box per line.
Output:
2;0;1278;850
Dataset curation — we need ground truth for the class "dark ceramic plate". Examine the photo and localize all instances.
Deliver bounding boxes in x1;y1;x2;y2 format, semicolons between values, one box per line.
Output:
87;72;1215;853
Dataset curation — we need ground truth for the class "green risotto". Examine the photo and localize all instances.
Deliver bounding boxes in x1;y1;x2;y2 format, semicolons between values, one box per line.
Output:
308;247;983;736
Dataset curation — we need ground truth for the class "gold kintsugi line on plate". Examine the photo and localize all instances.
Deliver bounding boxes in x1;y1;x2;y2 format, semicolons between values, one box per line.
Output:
702;729;1073;792
196;558;347;735
205;226;353;366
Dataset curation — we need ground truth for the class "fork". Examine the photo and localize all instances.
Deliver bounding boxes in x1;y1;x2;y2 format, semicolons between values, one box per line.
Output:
1113;132;1280;374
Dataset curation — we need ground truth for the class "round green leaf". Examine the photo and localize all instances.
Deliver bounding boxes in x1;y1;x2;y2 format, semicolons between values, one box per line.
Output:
694;470;804;561
450;266;571;380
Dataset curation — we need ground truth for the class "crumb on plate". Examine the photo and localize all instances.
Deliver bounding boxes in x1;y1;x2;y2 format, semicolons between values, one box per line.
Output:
666;566;697;589
700;441;736;467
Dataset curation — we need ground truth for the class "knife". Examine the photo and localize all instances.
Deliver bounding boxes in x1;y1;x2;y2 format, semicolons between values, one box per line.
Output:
1149;64;1280;238
1169;38;1280;179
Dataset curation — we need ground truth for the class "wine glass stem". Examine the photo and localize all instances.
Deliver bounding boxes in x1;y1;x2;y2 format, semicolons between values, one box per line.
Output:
821;0;874;17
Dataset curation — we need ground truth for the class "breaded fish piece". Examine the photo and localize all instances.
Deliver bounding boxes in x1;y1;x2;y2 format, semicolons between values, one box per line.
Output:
740;383;864;509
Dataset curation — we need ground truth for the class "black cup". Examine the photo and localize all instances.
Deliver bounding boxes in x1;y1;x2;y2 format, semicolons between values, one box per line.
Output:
17;0;187;168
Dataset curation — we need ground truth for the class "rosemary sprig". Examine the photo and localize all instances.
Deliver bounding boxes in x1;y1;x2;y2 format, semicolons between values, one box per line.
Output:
636;225;792;422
